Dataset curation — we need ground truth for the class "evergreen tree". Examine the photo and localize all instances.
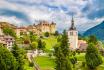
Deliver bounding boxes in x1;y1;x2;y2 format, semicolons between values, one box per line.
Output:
12;43;25;70
0;46;18;70
54;31;59;36
37;39;43;50
88;35;98;45
85;43;103;70
37;39;46;51
54;30;72;70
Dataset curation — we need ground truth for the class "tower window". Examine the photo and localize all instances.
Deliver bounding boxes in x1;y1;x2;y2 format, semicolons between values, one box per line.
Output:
70;32;73;35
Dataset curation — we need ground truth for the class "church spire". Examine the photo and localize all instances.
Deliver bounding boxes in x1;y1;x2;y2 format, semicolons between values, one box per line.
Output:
69;16;76;30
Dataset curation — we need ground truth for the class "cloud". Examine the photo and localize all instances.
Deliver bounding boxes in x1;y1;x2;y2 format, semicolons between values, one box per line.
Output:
0;0;103;33
0;8;31;23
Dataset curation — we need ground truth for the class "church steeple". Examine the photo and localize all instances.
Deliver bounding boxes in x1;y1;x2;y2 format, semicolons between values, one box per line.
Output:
69;16;76;30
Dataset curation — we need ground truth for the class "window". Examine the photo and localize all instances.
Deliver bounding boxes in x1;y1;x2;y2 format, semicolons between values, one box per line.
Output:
70;32;73;35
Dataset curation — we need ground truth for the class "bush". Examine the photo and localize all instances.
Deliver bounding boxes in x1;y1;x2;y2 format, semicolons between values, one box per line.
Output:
82;61;86;67
70;57;77;68
44;32;49;37
48;53;52;58
54;31;59;36
31;42;38;50
29;62;34;67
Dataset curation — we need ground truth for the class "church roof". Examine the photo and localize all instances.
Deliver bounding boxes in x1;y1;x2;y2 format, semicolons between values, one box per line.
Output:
69;16;76;30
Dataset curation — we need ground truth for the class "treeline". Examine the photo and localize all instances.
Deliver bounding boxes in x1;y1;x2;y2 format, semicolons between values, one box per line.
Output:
0;43;26;70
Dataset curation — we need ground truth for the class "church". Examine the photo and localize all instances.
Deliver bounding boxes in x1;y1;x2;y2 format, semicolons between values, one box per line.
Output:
68;16;78;50
68;17;87;50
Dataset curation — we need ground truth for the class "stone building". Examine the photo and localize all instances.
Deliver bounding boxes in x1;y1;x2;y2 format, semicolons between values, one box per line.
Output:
68;17;78;50
15;21;56;37
35;21;56;33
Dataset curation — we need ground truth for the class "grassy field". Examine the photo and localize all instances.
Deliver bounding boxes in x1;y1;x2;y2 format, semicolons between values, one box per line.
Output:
24;59;34;70
35;56;55;70
42;36;57;50
34;53;104;70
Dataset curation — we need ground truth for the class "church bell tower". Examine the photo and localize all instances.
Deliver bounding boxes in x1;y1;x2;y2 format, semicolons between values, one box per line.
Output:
68;16;78;50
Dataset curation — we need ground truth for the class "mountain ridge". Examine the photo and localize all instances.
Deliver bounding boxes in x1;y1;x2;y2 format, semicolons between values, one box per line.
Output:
83;21;104;40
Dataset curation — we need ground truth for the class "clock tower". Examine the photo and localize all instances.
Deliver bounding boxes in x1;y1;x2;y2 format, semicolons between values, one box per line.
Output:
68;16;78;50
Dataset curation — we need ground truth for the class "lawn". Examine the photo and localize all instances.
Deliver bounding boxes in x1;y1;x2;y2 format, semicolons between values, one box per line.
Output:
34;53;104;70
42;36;57;50
75;53;104;70
24;59;34;70
35;56;55;70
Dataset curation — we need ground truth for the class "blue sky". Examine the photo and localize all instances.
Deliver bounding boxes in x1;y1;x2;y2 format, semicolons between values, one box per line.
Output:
0;0;104;33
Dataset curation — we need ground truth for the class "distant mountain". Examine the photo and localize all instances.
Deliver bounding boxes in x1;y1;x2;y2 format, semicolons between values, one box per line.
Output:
83;21;104;40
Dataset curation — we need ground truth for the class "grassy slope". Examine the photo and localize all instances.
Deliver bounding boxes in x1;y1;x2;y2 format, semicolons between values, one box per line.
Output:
42;36;57;50
24;59;34;70
35;56;55;70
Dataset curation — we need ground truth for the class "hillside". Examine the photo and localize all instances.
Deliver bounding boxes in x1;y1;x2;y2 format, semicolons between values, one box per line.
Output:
84;21;104;40
0;22;17;28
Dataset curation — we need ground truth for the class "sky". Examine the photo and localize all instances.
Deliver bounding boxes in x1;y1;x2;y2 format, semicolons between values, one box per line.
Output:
0;0;104;33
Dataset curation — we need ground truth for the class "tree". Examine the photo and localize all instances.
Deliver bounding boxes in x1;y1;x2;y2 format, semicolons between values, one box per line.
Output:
0;46;18;70
30;42;38;50
37;39;43;50
3;27;16;38
0;56;6;70
54;30;72;70
60;30;70;57
42;41;46;52
12;43;25;70
23;35;30;44
88;35;98;45
44;32;49;37
85;43;103;70
37;39;46;51
54;31;59;36
70;57;77;68
29;31;36;42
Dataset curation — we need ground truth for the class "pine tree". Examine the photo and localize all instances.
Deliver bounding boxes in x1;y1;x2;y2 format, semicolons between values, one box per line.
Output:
85;43;103;70
37;39;46;51
60;30;70;57
54;30;72;70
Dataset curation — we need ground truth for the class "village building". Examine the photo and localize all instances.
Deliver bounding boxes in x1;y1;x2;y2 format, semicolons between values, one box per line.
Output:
78;40;88;51
0;35;15;50
15;27;28;37
4;35;15;50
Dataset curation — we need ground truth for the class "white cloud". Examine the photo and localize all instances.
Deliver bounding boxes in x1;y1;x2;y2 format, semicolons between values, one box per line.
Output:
0;16;23;26
0;0;103;33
